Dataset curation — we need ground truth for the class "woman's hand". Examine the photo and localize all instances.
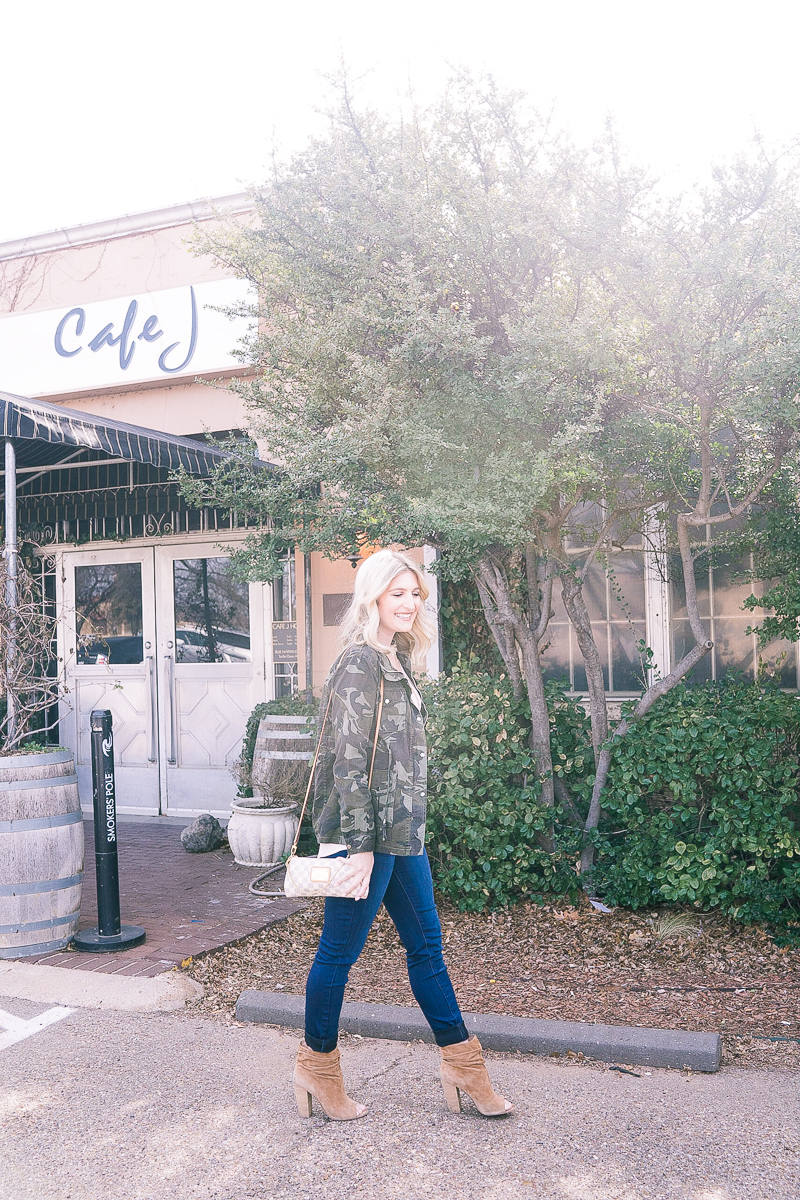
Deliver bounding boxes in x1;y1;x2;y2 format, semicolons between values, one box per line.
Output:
338;851;374;901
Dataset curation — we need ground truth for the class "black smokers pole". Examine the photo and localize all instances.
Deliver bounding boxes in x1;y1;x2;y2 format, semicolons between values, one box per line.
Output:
72;710;146;952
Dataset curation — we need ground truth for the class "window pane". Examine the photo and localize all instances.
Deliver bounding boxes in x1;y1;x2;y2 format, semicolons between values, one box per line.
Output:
672;620;713;682
609;552;646;621
274;662;298;697
581;561;608;621
174;558;251;663
713;619;755;678
272;557;296;622
712;557;753;616
75;563;143;664
564;502;604;549
610;621;647;692
758;639;798;690
541;620;571;687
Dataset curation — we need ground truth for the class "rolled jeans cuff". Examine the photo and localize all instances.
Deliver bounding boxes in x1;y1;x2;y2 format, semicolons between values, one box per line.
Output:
303;1032;339;1053
305;1021;469;1053
433;1020;470;1048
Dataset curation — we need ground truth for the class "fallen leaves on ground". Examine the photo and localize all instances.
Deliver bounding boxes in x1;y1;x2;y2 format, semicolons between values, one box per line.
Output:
183;894;800;1070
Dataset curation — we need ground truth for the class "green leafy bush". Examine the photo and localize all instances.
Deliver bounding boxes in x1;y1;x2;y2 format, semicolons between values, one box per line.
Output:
422;666;800;940
595;677;800;941
422;663;589;910
439;578;503;675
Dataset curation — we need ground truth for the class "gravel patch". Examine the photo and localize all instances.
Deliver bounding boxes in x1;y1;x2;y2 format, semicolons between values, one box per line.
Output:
182;896;800;1069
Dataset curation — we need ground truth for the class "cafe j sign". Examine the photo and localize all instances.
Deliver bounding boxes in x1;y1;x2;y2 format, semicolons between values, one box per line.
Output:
0;278;253;397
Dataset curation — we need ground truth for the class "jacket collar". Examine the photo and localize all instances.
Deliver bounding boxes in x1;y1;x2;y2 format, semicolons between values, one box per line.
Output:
377;649;414;683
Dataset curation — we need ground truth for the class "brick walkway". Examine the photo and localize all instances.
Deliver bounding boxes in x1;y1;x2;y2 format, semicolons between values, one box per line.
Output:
17;819;302;977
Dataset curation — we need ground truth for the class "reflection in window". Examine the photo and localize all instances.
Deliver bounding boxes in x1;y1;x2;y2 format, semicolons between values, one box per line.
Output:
540;552;648;694
272;555;296;622
173;558;251;663
75;563;143;665
274;661;298;698
671;536;798;688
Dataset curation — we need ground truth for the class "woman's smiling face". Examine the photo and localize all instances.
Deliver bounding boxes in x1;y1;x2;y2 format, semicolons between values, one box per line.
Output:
376;569;423;644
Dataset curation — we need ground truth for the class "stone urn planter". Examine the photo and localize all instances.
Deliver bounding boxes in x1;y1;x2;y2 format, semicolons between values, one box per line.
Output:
0;747;84;957
228;712;314;867
226;800;299;867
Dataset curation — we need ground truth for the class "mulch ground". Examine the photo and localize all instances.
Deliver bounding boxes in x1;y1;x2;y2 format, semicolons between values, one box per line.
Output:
182;893;800;1070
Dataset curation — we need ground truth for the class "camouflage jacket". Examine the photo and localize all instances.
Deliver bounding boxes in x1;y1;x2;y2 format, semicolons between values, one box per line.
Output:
311;644;427;856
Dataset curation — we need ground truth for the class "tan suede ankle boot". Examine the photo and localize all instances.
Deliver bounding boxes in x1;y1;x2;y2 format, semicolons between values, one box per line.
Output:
293;1041;367;1120
440;1035;514;1116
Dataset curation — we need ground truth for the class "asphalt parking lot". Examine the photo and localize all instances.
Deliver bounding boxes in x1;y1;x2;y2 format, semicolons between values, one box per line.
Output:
0;994;797;1200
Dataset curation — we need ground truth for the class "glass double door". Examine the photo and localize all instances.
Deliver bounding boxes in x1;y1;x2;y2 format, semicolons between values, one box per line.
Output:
59;543;267;816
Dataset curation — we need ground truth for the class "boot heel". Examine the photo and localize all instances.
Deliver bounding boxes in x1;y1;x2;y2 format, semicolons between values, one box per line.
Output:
442;1082;462;1113
294;1083;313;1117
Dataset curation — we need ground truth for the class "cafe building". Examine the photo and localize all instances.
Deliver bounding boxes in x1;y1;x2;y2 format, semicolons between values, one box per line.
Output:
0;196;442;821
1;198;795;822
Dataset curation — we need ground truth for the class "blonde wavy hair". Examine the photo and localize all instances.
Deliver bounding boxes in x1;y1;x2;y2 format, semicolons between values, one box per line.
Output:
338;549;436;673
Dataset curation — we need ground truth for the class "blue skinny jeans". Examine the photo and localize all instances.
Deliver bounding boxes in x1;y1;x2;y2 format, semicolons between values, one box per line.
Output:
304;849;469;1052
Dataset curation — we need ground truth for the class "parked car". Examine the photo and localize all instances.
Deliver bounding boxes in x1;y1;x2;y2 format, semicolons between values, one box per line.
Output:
77;635;144;665
175;628;251;664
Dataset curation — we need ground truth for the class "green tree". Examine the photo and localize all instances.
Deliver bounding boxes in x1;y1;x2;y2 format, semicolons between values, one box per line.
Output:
184;79;800;886
565;158;800;875
184;74;652;850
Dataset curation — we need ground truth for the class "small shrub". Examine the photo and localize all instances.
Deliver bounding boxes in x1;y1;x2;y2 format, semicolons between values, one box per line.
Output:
439;578;503;674
594;676;800;942
422;662;589;910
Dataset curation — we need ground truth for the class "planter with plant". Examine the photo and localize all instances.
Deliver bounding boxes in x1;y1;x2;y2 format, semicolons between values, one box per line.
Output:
228;695;318;867
0;553;82;957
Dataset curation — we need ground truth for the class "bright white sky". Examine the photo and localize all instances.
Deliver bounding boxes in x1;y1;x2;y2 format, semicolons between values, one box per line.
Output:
3;0;799;242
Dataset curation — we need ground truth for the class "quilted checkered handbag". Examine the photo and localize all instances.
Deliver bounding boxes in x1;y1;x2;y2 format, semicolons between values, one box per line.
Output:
283;674;384;899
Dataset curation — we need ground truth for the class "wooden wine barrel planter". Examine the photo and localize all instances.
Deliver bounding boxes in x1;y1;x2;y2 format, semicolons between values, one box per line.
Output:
0;749;84;958
251;715;315;805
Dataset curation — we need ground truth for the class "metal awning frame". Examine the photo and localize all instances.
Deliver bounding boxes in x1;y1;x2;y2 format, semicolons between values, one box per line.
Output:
1;390;266;743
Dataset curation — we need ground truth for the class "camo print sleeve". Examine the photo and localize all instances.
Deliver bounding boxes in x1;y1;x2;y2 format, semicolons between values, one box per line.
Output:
329;649;382;854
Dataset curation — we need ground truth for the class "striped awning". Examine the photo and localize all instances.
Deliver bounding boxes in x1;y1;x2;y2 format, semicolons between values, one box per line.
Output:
0;389;230;475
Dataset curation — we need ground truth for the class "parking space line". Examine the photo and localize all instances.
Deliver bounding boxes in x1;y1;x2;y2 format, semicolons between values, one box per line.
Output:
0;1006;74;1050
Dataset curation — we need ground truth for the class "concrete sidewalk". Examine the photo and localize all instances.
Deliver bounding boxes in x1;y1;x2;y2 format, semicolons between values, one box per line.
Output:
0;996;796;1200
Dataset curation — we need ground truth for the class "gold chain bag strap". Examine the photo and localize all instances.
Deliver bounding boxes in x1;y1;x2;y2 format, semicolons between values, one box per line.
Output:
283;673;385;898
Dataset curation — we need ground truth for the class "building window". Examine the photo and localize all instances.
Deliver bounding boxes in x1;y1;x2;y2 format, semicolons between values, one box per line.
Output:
671;534;798;689
541;546;648;694
74;562;144;664
272;553;298;696
274;661;298;698
173;557;251;664
272;556;296;622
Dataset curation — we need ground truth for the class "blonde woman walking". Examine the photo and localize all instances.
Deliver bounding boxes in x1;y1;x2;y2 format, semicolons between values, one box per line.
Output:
293;548;513;1121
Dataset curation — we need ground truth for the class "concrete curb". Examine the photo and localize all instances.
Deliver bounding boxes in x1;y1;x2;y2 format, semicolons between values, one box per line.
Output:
236;990;722;1073
0;962;203;1012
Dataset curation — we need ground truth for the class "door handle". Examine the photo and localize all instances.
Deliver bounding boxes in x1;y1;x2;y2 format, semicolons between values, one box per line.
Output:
146;655;157;763
164;654;178;765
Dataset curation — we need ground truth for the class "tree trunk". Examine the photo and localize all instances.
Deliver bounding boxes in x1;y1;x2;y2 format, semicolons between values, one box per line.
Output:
475;554;556;851
474;563;523;698
519;633;556;851
558;566;608;757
